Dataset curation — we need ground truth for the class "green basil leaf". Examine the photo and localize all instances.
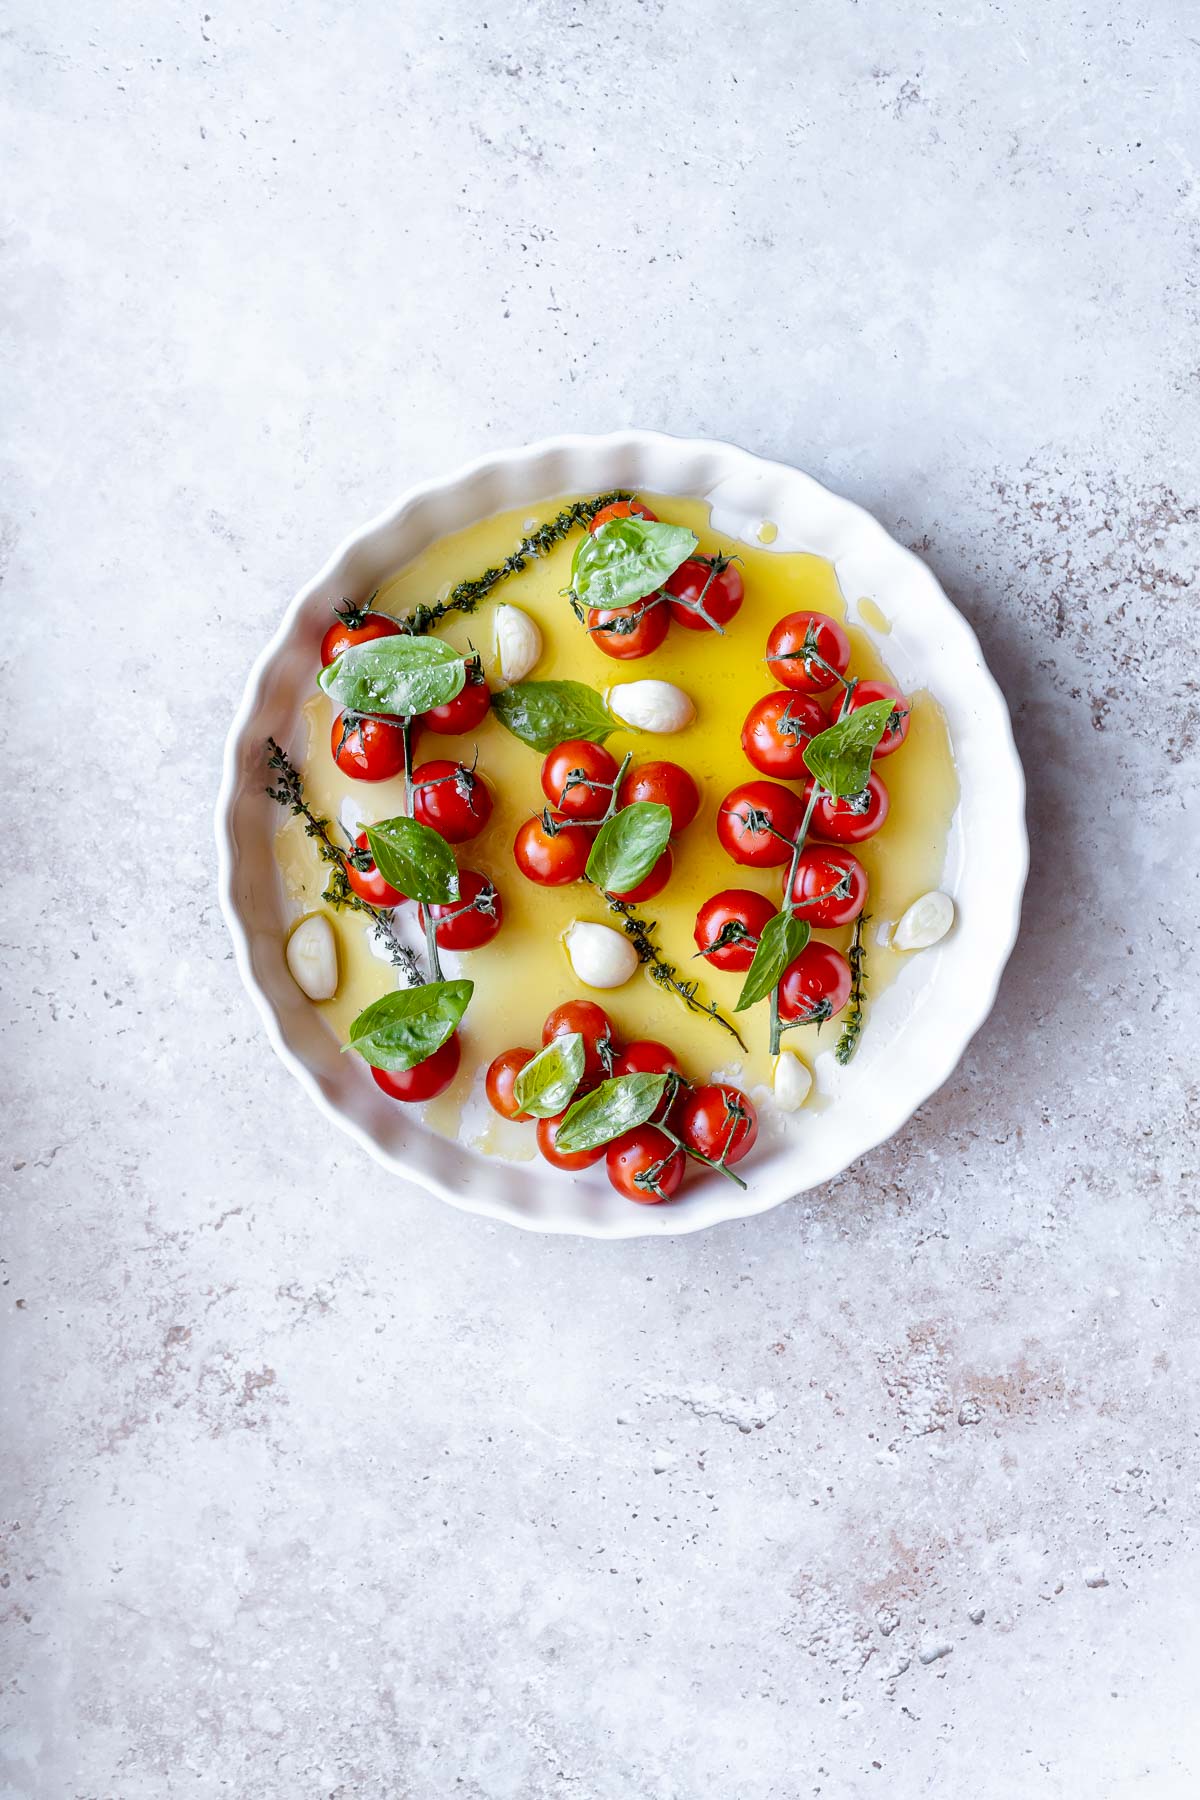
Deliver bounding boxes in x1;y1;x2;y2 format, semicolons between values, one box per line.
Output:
570;517;698;608
365;817;460;905
346;978;472;1072
512;1032;586;1119
585;801;672;895
802;698;899;798
491;680;620;752
319;634;466;718
556;1072;672;1153
734;912;811;1012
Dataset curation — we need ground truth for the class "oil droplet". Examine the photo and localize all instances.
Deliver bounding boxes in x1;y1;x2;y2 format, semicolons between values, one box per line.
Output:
856;595;892;635
756;520;779;545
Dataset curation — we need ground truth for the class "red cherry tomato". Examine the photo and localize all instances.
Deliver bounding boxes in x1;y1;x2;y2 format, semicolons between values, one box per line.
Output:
419;869;503;950
412;760;493;843
606;1125;686;1203
330;712;407;782
675;1083;758;1167
693;889;779;971
829;679;911;757
612;1040;681;1120
717;780;804;868
543;1000;615;1082
345;831;406;907
370;1032;461;1102
618;760;700;833
588;499;658;533
514;811;594;886
536;1111;606;1171
541;739;619;821
321;607;401;668
610;845;673;904
788;846;868;928
485;1047;535;1121
665;556;744;631
777;943;852;1026
741;690;828;779
586;599;669;660
811;771;889;844
765;611;852;694
421;659;491;735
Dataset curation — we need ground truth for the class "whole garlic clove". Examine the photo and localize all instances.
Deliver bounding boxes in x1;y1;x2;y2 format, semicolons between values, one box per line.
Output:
563;920;639;989
891;890;955;952
607;679;695;734
772;1050;812;1111
286;913;339;1000
493;603;544;686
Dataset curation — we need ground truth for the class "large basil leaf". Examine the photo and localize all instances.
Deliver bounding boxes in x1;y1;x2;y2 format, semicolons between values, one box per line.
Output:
491;680;620;752
586;801;672;895
734;913;811;1012
365;817;460;905
802;699;898;798
512;1033;586;1119
569;518;698;608
346;978;472;1072
556;1072;671;1153
319;634;466;719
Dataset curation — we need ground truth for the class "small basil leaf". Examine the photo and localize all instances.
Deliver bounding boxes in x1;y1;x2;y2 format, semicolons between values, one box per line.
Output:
802;698;899;798
346;978;472;1072
512;1032;586;1119
570;518;698;608
491;680;620;752
734;913;811;1012
365;817;460;905
319;635;467;719
586;801;672;895
556;1072;671;1153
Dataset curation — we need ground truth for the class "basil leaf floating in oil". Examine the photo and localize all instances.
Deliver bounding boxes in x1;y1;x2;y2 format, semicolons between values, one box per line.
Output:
802;698;901;798
586;801;672;896
345;978;473;1072
569;517;698;610
555;1072;672;1154
365;817;460;906
491;680;621;752
734;913;811;1013
319;634;467;719
512;1032;586;1119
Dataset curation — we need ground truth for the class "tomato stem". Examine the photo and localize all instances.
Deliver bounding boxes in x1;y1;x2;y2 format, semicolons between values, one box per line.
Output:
768;780;824;1055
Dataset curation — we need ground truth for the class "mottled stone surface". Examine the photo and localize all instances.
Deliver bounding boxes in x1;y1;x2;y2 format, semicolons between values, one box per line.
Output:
2;3;1198;1795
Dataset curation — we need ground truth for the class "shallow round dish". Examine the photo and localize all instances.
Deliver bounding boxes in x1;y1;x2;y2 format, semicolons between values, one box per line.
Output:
215;431;1026;1237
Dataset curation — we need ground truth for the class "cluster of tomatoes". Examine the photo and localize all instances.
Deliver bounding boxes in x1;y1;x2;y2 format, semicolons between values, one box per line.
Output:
514;739;699;896
581;499;745;657
485;999;757;1203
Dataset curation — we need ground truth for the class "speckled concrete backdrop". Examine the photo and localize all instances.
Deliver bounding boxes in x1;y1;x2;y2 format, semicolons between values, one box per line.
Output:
3;2;1198;1795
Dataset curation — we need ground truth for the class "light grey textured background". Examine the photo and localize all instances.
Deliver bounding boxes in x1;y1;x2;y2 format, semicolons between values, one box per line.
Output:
3;3;1198;1795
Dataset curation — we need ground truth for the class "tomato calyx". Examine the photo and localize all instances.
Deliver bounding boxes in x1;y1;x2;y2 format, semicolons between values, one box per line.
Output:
666;552;741;633
767;621;854;691
328;591;381;633
694;917;759;959
413;751;483;806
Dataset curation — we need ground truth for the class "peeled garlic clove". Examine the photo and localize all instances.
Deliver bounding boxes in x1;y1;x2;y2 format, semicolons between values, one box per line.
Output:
286;913;339;1000
564;920;639;990
892;890;955;952
772;1050;812;1111
607;679;695;734
494;603;543;686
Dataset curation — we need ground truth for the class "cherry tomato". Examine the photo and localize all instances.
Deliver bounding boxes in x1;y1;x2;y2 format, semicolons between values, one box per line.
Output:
412;759;493;843
788;846;868;928
665;556;744;631
717;780;805;868
543;1000;615;1082
419;869;503;951
330;712;407;783
541;739;619;821
777;943;852;1026
741;690;828;779
536;1110;606;1171
321;606;401;668
612;1040;681;1120
611;846;673;904
421;658;491;735
370;1032;461;1102
811;771;889;844
829;679;911;757
588;499;658;533
485;1047;535;1121
514;811;594;886
765;611;852;694
675;1083;758;1167
618;760;700;833
345;831;406;907
586;599;669;660
606;1125;686;1203
693;888;779;971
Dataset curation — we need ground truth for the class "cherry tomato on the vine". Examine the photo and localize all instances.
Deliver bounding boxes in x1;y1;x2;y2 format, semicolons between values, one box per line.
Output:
788;846;868;928
612;1040;682;1122
777;943;852;1027
741;689;829;779
514;811;593;886
485;1047;535;1121
321;606;401;669
610;846;673;904
541;739;619;821
675;1083;758;1167
717;780;805;868
330;712;407;783
543;1000;614;1082
586;599;669;660
421;658;491;735
811;771;889;844
370;1032;461;1102
665;556;744;632
345;831;406;908
412;759;493;842
693;889;779;971
419;869;503;951
765;611;852;695
536;1111;606;1171
618;760;700;833
588;498;658;533
829;679;911;757
606;1125;686;1203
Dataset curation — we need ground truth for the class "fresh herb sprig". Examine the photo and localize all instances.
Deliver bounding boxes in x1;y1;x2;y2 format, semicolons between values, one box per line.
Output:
597;891;747;1051
835;912;870;1065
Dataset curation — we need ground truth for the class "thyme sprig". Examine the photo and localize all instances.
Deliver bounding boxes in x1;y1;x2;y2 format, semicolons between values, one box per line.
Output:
835;912;870;1065
596;888;747;1051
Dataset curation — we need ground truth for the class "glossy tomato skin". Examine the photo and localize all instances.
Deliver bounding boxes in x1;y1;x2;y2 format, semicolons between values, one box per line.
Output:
665;557;744;632
421;662;491;735
370;1032;461;1102
612;1040;681;1120
693;888;779;971
777;943;852;1026
543;999;614;1082
788;846;868;928
331;712;407;782
675;1083;758;1167
412;760;493;843
765;611;852;695
541;739;619;821
345;831;406;907
586;599;669;660
513;812;593;886
321;610;401;668
811;772;889;844
829;679;911;757
717;780;805;868
618;761;700;833
588;499;658;533
419;869;503;950
606;1125;686;1203
485;1047;535;1121
536;1111;606;1171
741;690;829;779
610;846;673;904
